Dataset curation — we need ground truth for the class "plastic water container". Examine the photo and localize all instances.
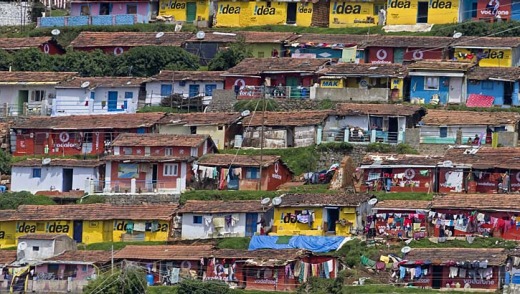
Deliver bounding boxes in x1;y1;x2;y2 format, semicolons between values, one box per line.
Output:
146;274;154;286
234;135;243;148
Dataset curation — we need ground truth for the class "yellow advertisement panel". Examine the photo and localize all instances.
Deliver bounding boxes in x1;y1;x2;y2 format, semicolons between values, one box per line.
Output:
428;0;459;24
112;220;170;242
320;79;344;88
0;221;16;247
215;1;287;27
159;0;210;23
387;0;418;25
329;1;379;27
296;3;313;27
15;221;73;239
454;48;512;67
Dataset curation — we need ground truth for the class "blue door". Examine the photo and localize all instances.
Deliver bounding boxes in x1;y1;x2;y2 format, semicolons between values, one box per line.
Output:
189;85;200;97
205;84;217;96
245;213;258;237
107;91;118;112
73;220;83;243
160;84;172;96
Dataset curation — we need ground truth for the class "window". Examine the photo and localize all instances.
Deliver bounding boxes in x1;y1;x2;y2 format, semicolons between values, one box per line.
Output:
373;4;385;15
193;215;202;224
32;246;39;251
124;92;134;99
32;90;45;102
99;3;110;15
165;148;173;156
204;84;217;96
425;77;439;90
218;126;224;130
80;4;90;15
245;167;260;179
90;92;95;100
82;265;88;272
123;147;132;155
190;126;197;134
36;222;45;231
439;127;448;138
127;4;137;14
32;168;41;178
163;163;178;176
482;81;494;90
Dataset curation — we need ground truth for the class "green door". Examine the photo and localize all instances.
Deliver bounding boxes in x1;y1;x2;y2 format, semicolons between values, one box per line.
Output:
18;90;29;115
186;2;196;23
286;76;300;98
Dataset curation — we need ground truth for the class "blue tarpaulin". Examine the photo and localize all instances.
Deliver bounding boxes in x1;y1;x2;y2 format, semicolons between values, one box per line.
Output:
248;235;347;253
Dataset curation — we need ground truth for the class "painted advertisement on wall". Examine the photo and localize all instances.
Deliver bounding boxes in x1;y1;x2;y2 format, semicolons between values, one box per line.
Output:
215;1;287;27
159;0;210;23
329;1;379;27
368;47;394;64
477;0;511;20
403;48;443;60
454;48;512;67
428;0;459;23
118;163;139;179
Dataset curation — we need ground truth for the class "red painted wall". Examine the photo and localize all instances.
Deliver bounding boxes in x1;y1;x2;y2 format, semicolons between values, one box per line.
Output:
368;47;394;64
263;161;293;191
72;46;132;55
403;48;443;61
38;42;65;55
400;265;499;290
362;167;434;193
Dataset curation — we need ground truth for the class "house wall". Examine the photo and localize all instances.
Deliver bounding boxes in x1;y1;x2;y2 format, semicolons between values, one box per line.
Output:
403;48;443;61
325;115;369;133
214;1;287;27
328;1;382;28
54;87;140;116
11;166;98;194
109;161;183;191
180;212;257;239
250;43;284;58
158;0;210;23
38;42;64;55
71;2;149;17
28;279;89;293
112;220;170;242
35;264;95;281
145;81;224;106
19;239;57;261
0;85;56;116
454;48;513;67
419;125;488;144
410;75;450;104
386;0;459;25
158;124;192;135
196;126;225;150
362;167;435;193
263;162;293;191
467;80;505;105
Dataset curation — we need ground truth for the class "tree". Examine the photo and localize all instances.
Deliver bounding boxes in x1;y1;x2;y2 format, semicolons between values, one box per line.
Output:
0;149;11;175
0;50;12;71
57;50;113;76
11;49;54;72
83;266;146;294
178;279;230;294
208;37;253;71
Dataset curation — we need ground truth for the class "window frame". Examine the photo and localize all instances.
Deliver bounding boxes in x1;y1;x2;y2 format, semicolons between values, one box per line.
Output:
424;77;439;91
481;81;494;90
163;163;179;176
439;127;448;138
127;4;138;14
193;215;203;224
32;168;41;178
165;148;173;156
245;167;260;180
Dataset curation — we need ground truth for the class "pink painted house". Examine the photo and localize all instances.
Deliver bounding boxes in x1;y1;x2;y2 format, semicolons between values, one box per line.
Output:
35;250;111;281
70;0;153;23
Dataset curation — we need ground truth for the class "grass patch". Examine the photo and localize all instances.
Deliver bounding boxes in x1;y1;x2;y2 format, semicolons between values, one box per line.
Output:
410;236;517;249
373;192;433;201
216;237;250;250
343;285;461;293
84;241;167;251
366;143;418;154
77;194;106;204
147;286;178;294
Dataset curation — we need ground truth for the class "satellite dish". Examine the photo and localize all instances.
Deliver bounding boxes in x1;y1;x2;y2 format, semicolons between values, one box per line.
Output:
51;29;60;36
18;242;27;251
261;198;271;205
156;32;165;39
81;81;90;88
272;197;282;206
368;198;378;206
401;246;411;254
453;32;463;39
196;31;206;40
443;160;453;167
42;158;51;165
241;110;251;117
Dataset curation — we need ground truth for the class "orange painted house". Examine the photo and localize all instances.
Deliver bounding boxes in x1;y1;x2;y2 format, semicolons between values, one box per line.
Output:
10;112;165;157
103;133;216;194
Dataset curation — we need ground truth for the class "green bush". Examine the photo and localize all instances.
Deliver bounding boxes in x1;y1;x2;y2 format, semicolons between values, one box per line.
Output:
216;237;250;250
316;142;353;153
77;194;105;204
0;191;55;210
178;279;230;294
83;267;147;294
366;143;418;154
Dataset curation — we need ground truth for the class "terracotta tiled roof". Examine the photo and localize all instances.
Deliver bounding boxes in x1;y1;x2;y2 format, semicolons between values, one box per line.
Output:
374;200;431;210
278;193;372;207
70;32;193;48
198;154;282;167
10;204;176;221
225;58;329;75
244;110;329;126
0;36;53;50
366;35;454;48
318;63;407;77
238;31;297;44
443;147;520;169
453;37;520;48
467;66;520;81
19;233;69;240
157;112;241;126
407;61;474;71
0;71;77;84
149;71;225;82
214;249;307;266
185;32;237;43
406;248;507;266
12;158;103;168
177;200;265;214
12;112;165;130
335;103;425;117
104;155;193;162
360;154;442;166
290;34;372;49
111;133;209;147
43;250;113;264
421;109;520;126
114;245;215;260
432;194;520;211
57;76;146;88
0;251;17;266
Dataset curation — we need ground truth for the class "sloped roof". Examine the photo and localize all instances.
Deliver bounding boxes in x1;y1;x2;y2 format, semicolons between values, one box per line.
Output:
432;194;520;212
360;154;442;166
238;31;297;44
70;31;193;48
0;251;17;266
374;200;431;210
420;109;520;126
244;110;329;126
318;63;407;77
197;154;283;167
214;249;307;266
185;32;238;43
57;76;146;88
406;248;507;266
43;250;113;264
453;37;520;48
111;133;209;147
366;35;454;48
157;112;241;126
335;103;425;117
177;200;264;214
225;58;329;75
114;245;215;260
278;193;372;207
0;71;77;84
443;147;520;169
12;158;103;168
467;66;520;81
289;34;372;49
12;112;165;130
103;155;193;163
407;61;474;71
0;36;54;50
19;233;69;240
149;71;225;82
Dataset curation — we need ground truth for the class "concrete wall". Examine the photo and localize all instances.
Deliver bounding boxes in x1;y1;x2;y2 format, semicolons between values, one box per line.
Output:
314;87;389;102
0;85;56;116
181;212;260;239
18;239;56;261
145;81;224;106
0;2;31;26
11;166;98;193
28;279;89;293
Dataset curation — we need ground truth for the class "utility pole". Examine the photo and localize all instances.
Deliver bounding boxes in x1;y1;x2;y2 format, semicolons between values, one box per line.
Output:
111;244;114;275
258;85;267;191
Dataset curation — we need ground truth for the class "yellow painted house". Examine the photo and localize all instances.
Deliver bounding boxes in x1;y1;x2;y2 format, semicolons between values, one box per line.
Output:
452;37;520;68
386;0;459;25
271;193;373;236
159;0;211;25
330;0;386;27
0;204;175;247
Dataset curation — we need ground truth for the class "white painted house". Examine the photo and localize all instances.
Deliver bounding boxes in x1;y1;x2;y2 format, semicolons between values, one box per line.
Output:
176;200;266;240
145;70;225;107
0;71;77;117
11;159;103;194
53;77;147;116
17;234;76;264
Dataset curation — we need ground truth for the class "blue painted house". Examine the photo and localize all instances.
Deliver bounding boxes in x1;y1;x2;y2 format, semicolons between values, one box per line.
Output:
285;34;369;61
466;67;520;106
408;61;475;105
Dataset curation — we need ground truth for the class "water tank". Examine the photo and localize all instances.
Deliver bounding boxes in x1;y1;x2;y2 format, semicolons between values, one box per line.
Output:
234;135;243;148
146;274;154;286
